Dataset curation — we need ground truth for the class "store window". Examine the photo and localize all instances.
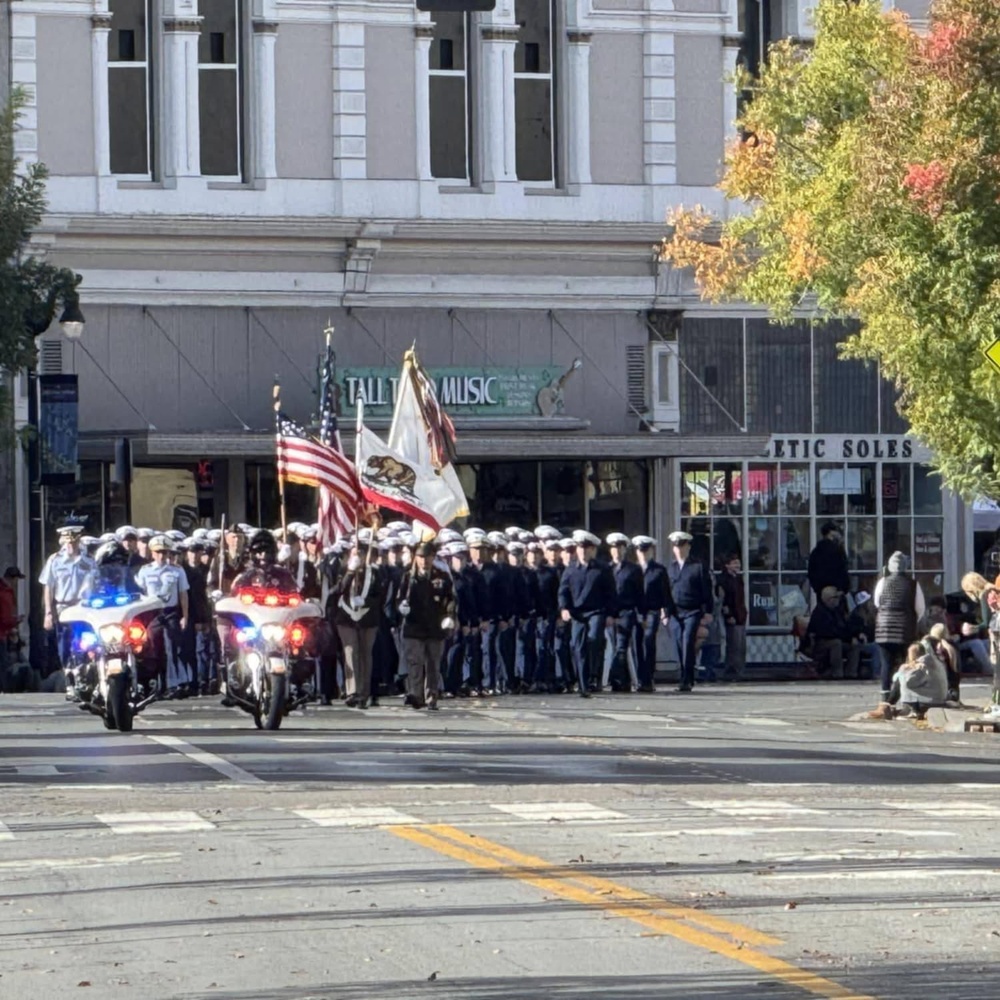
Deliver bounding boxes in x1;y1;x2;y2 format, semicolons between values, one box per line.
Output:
464;461;539;530
246;464;316;528
44;463;127;555
588;460;648;537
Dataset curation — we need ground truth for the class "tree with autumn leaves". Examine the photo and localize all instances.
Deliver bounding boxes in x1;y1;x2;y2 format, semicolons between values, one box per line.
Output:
661;0;1000;499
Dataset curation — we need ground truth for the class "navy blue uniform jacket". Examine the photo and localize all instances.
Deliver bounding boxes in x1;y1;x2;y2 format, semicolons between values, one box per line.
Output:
558;559;617;620
667;559;714;616
613;561;644;613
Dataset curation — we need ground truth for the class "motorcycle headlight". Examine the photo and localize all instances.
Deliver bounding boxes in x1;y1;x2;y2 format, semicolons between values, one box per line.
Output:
100;624;126;646
261;623;286;644
244;651;263;671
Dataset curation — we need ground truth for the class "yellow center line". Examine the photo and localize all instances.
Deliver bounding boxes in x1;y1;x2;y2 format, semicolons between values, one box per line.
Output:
389;824;875;1000
424;822;781;946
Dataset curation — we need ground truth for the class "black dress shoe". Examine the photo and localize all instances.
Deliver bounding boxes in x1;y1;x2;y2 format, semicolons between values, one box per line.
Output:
676;683;693;693
344;696;358;708
637;684;656;694
579;688;591;698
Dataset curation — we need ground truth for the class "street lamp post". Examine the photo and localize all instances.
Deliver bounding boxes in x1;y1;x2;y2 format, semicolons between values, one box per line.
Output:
24;270;85;671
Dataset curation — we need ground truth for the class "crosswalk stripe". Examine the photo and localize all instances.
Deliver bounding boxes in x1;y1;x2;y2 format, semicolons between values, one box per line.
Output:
491;802;627;822
886;800;1000;818
95;811;216;834
689;799;828;817
0;821;12;841
294;806;422;828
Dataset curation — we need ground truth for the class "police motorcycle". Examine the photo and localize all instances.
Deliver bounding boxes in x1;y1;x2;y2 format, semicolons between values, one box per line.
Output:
214;530;326;730
59;541;164;732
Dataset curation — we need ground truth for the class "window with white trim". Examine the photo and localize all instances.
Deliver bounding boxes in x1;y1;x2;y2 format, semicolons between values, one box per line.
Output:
108;0;154;176
429;12;472;181
514;0;556;183
199;0;244;177
651;341;680;430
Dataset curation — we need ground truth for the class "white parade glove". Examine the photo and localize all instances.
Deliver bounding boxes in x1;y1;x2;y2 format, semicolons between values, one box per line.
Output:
278;543;291;562
347;555;361;572
350;595;364;609
398;601;411;616
441;617;455;631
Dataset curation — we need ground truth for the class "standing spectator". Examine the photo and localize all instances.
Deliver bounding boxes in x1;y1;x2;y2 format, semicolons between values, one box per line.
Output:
718;554;747;682
873;551;925;706
807;522;851;600
982;528;1000;584
0;567;24;692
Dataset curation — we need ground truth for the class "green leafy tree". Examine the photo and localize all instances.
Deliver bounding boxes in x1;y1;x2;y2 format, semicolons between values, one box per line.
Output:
661;0;1000;499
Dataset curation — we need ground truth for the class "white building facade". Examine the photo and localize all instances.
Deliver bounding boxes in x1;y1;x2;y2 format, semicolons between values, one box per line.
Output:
9;0;969;662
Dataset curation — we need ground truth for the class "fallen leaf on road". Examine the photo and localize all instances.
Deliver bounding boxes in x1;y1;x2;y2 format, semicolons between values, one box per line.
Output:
785;902;798;911
207;899;218;905
77;983;91;988
427;971;439;981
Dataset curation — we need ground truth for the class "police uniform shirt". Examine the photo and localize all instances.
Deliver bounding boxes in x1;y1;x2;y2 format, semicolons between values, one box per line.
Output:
613;560;644;613
667;559;714;615
641;560;675;616
558;558;616;619
136;562;190;608
39;551;97;606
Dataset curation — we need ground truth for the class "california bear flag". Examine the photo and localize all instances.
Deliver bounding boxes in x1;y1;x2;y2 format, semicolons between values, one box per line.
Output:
356;349;468;530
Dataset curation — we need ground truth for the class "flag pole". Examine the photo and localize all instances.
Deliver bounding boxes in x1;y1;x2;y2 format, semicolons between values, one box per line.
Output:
273;379;288;537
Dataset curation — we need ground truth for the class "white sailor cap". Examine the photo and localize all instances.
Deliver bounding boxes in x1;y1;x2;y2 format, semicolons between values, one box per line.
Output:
80;535;98;548
464;526;486;541
377;539;392;553
115;525;138;541
507;540;526;554
534;524;562;541
207;529;223;543
384;535;405;549
237;523;254;535
632;535;657;549
437;528;463;544
487;531;508;548
192;528;209;540
503;525;522;540
668;530;694;545
356;527;374;546
572;529;601;547
442;541;469;558
137;527;155;541
401;531;420;548
558;538;577;550
543;538;562;550
387;521;410;534
606;532;631;546
376;527;391;541
99;532;116;544
516;529;534;544
527;541;542;552
166;529;186;542
58;522;86;537
301;526;318;541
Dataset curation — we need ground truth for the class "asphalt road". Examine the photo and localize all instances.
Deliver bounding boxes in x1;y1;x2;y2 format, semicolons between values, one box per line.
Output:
2;682;1000;1000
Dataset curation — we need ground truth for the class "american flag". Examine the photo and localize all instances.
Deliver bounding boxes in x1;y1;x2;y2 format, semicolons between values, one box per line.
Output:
275;409;360;541
315;334;358;543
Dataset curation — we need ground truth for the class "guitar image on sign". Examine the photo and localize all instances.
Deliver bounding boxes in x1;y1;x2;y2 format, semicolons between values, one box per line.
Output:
536;358;583;417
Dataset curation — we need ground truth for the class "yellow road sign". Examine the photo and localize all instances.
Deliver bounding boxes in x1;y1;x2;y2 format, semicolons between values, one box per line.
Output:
985;339;1000;373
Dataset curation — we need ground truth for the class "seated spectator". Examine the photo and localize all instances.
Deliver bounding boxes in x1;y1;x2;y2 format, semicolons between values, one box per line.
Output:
849;590;886;681
917;594;949;637
806;586;859;679
927;622;961;703
959;573;995;675
870;641;949;719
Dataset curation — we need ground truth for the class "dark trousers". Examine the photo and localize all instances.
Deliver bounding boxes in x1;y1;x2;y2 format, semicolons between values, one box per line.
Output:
670;611;701;687
879;641;908;696
482;621;499;690
516;616;537;687
497;622;515;691
571;614;606;691
610;608;639;689
444;631;473;694
535;617;556;688
555;620;573;686
637;611;660;687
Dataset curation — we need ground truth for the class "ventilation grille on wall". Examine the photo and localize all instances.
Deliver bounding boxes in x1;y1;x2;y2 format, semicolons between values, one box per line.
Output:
626;344;647;413
40;340;63;375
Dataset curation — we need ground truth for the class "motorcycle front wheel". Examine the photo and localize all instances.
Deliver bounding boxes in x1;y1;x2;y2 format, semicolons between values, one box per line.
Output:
255;673;286;731
107;673;133;732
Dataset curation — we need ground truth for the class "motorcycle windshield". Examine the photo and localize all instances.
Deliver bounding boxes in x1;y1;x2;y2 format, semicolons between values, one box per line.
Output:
86;565;142;608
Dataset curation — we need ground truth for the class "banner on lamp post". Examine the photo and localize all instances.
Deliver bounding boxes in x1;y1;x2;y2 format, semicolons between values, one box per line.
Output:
38;374;78;486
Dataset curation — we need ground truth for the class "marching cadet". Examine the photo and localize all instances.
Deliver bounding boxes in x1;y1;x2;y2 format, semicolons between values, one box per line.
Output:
183;538;214;695
507;540;538;693
398;540;455;710
115;526;141;566
331;528;386;709
666;530;715;693
441;541;481;696
463;529;492;695
39;522;97;676
136;534;191;695
534;533;562;692
135;528;154;564
555;537;577;689
372;536;404;704
607;533;643;692
221;525;245;591
633;536;674;693
558;530;616;698
483;531;514;694
280;526;320;599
